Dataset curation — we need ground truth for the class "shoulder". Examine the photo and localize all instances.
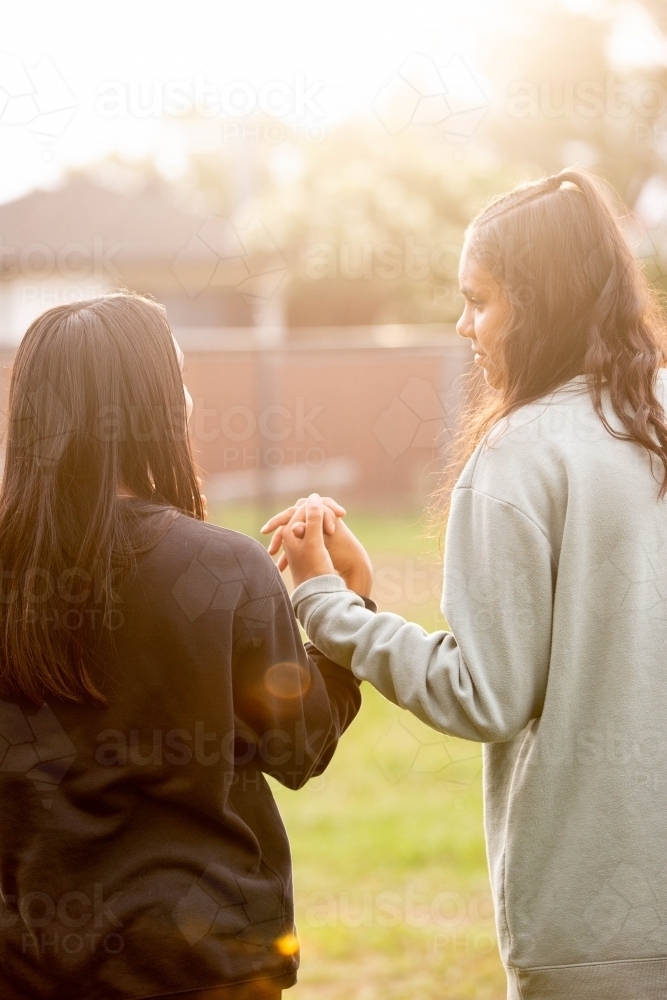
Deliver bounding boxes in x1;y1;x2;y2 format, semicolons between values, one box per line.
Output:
158;512;267;556
473;368;667;471
450;370;667;551
167;515;279;583
140;514;284;624
457;379;591;487
453;377;598;543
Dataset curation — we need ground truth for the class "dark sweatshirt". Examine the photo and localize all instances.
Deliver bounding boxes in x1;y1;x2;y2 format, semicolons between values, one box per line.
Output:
0;505;362;999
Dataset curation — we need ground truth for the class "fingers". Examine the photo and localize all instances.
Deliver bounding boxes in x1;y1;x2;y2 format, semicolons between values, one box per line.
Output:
267;525;284;556
296;496;346;516
260;506;297;534
280;494;336;585
304;492;324;535
291;500;334;533
283;493;322;545
265;515;303;567
264;495;345;576
268;521;303;574
260;496;346;534
262;503;331;541
323;506;336;535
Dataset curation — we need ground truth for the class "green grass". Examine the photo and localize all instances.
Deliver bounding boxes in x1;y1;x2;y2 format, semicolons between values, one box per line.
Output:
209;503;506;1000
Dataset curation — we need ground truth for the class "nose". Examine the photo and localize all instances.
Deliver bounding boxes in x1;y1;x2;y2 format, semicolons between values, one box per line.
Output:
456;303;473;340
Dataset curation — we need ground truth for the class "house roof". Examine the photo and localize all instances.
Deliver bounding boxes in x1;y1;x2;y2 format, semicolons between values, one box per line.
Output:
0;175;210;263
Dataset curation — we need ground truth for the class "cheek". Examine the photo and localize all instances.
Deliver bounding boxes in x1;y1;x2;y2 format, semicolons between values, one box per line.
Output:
473;310;489;347
476;305;505;352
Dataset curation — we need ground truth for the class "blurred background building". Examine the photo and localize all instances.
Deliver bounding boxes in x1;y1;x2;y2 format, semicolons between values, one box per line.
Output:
1;0;667;508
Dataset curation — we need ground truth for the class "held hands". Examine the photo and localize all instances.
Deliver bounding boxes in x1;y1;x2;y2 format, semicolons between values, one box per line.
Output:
261;494;374;597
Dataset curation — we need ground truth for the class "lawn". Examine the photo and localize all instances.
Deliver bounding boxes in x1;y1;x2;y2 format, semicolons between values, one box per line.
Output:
209;503;506;1000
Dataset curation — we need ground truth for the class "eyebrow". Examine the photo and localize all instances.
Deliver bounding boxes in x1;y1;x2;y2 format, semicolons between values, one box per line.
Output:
460;285;478;298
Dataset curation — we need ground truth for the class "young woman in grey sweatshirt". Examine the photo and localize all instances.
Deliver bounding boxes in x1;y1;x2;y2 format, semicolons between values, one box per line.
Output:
263;169;667;1000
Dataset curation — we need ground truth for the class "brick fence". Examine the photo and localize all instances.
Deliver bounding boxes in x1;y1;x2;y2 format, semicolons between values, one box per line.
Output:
177;326;470;505
0;326;472;507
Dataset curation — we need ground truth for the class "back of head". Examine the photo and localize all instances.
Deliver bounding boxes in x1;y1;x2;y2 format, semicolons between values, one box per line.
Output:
0;292;204;706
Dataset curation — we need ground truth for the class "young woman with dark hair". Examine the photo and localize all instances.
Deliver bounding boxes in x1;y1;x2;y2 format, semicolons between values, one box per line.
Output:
0;293;362;1000
264;169;667;1000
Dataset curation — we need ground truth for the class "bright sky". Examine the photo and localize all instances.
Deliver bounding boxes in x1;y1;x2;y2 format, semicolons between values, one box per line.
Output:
0;0;663;206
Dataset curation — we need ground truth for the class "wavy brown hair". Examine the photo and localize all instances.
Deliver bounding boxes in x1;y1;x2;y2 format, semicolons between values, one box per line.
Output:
0;293;205;706
435;168;667;522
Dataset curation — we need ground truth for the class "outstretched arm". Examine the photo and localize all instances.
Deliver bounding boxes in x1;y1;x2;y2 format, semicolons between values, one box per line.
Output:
283;491;555;744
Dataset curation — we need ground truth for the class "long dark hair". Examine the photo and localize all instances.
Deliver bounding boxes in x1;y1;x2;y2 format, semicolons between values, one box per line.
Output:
437;168;667;520
0;292;204;706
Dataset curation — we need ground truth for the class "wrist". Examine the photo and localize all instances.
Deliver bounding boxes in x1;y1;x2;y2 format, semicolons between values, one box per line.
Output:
342;568;373;599
290;565;337;589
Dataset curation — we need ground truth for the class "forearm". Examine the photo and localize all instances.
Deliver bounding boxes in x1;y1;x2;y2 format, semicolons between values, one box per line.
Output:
302;642;362;776
291;576;517;742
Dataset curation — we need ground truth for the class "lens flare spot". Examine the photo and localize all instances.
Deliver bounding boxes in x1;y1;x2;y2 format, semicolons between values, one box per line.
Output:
265;662;311;699
275;931;299;956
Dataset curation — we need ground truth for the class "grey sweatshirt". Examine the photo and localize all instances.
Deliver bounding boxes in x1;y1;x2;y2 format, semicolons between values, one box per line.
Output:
291;371;667;1000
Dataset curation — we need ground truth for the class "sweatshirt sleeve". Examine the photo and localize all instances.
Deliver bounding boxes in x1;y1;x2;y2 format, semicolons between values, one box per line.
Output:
291;486;556;743
230;539;362;789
